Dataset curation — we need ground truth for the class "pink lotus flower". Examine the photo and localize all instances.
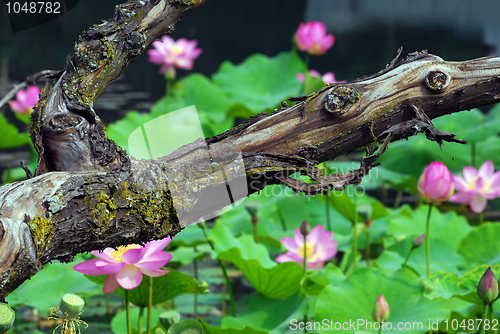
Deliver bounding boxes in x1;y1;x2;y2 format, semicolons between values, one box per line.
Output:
9;85;40;114
74;238;172;293
148;36;202;74
372;294;390;323
297;70;347;85
295;22;335;55
418;161;455;204
450;160;500;213
276;224;337;270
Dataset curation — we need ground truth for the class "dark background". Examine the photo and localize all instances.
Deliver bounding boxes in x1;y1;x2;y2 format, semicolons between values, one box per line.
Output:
0;0;494;122
0;0;309;123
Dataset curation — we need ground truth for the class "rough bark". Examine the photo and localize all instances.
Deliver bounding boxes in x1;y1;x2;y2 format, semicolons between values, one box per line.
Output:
2;0;500;301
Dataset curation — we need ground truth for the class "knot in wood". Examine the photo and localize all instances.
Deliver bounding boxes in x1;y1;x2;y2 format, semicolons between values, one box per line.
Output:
125;31;145;57
298;145;316;159
324;86;360;115
424;70;450;93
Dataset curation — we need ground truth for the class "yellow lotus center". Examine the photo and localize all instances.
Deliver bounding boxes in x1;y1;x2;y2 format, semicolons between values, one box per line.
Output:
467;177;478;190
468;177;491;191
179;329;200;334
310;43;322;55
110;244;141;262
171;45;184;55
298;242;316;259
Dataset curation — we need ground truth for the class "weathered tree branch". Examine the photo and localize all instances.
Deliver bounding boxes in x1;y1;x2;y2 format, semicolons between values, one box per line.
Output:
2;0;500;301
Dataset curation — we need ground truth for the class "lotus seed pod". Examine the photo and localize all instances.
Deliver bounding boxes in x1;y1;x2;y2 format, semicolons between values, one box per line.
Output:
159;310;181;331
60;293;85;319
244;201;261;218
0;303;15;334
167;319;203;334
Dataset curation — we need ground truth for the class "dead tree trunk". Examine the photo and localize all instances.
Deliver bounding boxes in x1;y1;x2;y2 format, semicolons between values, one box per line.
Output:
2;0;500;301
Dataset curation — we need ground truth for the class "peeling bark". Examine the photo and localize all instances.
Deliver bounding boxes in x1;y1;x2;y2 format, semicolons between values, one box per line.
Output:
2;0;500;301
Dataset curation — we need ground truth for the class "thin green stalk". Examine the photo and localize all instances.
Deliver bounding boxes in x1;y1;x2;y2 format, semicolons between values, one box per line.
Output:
219;260;235;316
403;247;414;267
491;303;497;334
165;75;172;113
193;245;199;318
425;204;433;279
479;212;484;225
472;142;477;168
105;293;111;316
146;276;153;334
304;53;310;73
352;223;358;271
365;227;371;267
325;194;332;231
480;302;489;334
125;290;131;334
138;306;144;334
393;190;403;208
378;327;382;334
382;186;388;206
221;268;226;316
5;167;12;184
303;229;308;333
277;206;287;231
199;222;236;317
253;222;259;243
352;187;358;271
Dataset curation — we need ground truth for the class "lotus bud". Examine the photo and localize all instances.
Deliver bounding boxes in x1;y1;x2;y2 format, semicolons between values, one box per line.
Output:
477;267;499;304
413;234;425;248
295;21;335;55
418;162;454;204
300;220;311;236
372;294;390;323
